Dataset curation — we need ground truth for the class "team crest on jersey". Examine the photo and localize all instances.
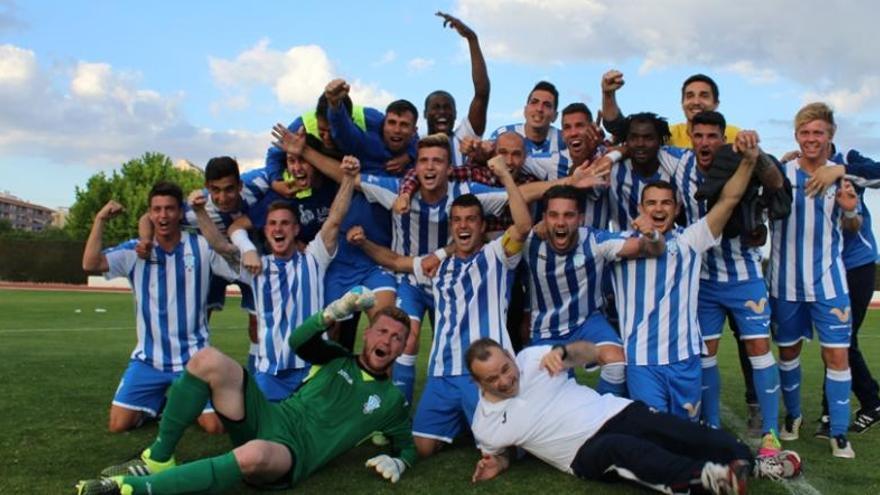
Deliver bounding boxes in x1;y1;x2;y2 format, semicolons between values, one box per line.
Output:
744;298;768;314
829;306;851;323
183;253;195;271
363;394;381;414
666;239;679;256
572;254;586;267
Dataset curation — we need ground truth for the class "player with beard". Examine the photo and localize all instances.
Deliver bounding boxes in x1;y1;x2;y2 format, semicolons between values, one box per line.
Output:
76;288;417;495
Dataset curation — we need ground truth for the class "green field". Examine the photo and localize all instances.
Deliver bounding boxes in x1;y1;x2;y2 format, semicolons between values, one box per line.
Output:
2;288;879;494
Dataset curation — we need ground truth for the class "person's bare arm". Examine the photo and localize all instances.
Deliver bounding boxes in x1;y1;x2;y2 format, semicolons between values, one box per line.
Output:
318;156;360;254
82;200;124;273
601;70;625;123
487;156;531;249
188;190;237;256
272;124;360;188
135;212;154;260
837;179;863;233
437;11;490;136
704;133;759;238
539;340;600;376
755;152;784;190
346;226;415;273
472;450;511;483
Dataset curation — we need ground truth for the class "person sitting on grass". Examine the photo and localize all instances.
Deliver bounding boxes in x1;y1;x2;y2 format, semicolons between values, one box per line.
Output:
75;287;416;494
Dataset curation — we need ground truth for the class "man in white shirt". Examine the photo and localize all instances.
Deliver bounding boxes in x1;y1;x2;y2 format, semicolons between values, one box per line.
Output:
467;339;802;494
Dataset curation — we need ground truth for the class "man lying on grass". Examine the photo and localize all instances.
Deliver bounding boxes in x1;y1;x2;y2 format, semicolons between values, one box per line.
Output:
76;287;416;494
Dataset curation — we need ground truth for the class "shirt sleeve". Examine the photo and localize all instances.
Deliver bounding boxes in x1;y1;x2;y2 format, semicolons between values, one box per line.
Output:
306;233;335;269
489;235;523;269
591;229;631;261
103;241;138;279
467;182;509;216
209;245;240;282
359;174;400;209
677;217;720;254
382;395;418;467
412;255;432;286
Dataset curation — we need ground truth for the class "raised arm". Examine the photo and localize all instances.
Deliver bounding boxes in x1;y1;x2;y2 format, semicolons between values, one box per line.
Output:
318;156;359;254
539;340;600;376
347;226;415;273
837;179;862;232
272;124;360;188
704;132;759;238
437;11;489;136
187;190;237;257
82;200;124;273
487;155;531;249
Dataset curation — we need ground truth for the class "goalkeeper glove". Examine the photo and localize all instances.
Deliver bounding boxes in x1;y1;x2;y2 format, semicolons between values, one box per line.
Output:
365;455;406;483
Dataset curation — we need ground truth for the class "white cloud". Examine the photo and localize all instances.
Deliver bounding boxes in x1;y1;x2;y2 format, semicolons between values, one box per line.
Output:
373;50;397;66
0;43;266;170
803;77;880;115
407;57;435;72
455;0;879;109
208;39;395;111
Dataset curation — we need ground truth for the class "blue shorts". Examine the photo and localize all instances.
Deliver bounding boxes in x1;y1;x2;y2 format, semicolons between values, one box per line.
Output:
112;359;213;417
207;275;256;314
626;355;702;421
325;263;396;320
397;280;434;321
698;279;771;340
770;295;852;348
254;367;310;402
530;312;623;348
412;375;479;443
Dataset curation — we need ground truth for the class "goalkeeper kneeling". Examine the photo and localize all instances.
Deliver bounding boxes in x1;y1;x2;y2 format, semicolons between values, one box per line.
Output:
76;287;415;494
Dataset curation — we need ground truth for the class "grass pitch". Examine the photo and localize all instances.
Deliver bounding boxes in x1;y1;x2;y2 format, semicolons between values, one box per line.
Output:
2;288;879;494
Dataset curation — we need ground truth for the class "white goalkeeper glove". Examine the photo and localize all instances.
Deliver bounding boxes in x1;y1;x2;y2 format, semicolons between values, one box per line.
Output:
323;286;375;322
365;455;406;483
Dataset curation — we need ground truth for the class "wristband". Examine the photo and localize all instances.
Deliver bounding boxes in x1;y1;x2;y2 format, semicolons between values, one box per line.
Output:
844;209;860;219
433;248;449;261
552;344;568;361
605;150;623;163
230;229;257;253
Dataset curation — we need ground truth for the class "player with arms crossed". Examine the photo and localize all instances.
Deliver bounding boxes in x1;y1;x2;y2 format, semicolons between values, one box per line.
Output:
75;288;417;494
82;182;239;434
467;339;801;494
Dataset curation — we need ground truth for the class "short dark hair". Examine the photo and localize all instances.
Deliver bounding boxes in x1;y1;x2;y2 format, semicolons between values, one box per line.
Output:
561;102;593;121
624;112;671;145
542;184;585;212
385;99;419;122
205;156;241;183
691;111;726;134
681;74;719;103
528;81;559;110
451;193;484;219
466;338;505;376
370;306;411;333
640;180;678;204
316;93;353;118
148;181;184;208
266;200;299;224
424;90;456;113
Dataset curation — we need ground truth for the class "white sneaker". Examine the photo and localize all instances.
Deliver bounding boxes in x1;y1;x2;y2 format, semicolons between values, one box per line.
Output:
754;450;802;479
831;435;855;459
779;415;802;441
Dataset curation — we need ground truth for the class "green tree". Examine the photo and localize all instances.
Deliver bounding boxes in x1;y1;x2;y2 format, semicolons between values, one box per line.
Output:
66;152;203;244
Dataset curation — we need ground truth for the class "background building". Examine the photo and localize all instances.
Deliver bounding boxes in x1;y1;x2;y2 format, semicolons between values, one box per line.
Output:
0;192;56;232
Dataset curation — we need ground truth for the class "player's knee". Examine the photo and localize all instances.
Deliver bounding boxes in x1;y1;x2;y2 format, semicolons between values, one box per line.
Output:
234;441;274;476
778;345;801;361
743;337;769;356
197;413;225;435
186;347;228;379
703;338;720;356
414;437;440;458
107;411;140;433
821;347;849;370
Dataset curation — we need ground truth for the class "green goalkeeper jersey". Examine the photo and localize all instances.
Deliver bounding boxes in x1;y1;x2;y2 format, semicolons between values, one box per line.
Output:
282;313;416;485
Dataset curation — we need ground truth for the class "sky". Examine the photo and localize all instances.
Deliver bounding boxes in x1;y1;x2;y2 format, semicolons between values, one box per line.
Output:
2;0;879;217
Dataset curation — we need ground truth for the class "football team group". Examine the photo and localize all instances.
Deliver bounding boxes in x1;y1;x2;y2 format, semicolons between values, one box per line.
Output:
74;11;880;495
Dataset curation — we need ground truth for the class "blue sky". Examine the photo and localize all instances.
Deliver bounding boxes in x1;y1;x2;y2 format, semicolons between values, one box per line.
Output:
2;0;879;217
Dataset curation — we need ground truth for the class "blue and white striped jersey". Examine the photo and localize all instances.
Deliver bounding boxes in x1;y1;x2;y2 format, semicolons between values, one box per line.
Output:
604;159;675;232
606;219;719;365
665;149;764;282
769;159;849;301
524;228;617;341
103;232;239;372
240;167;271;207
414;237;520;376
449;118;480;167
835;149;880;270
239;236;333;374
360;174;508;288
182;192;253;237
491;124;567;181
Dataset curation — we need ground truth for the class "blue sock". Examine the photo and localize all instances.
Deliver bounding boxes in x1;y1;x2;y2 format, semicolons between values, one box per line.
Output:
392;354;416;404
826;368;852;437
701;355;721;428
597;363;627;397
778;358;802;419
749;352;780;434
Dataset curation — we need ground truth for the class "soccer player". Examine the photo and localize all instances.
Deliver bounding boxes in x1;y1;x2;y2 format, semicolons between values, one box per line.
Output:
137;157;262;375
467;339;801;493
425;11;490;166
523;185;633;397
667;111;787;456
492;81;568;180
75;289;416;495
347;155;533;458
82;182;240;434
768;102;862;458
192;156;359;401
559;102;610;227
602;131;761;420
600;70;740;146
